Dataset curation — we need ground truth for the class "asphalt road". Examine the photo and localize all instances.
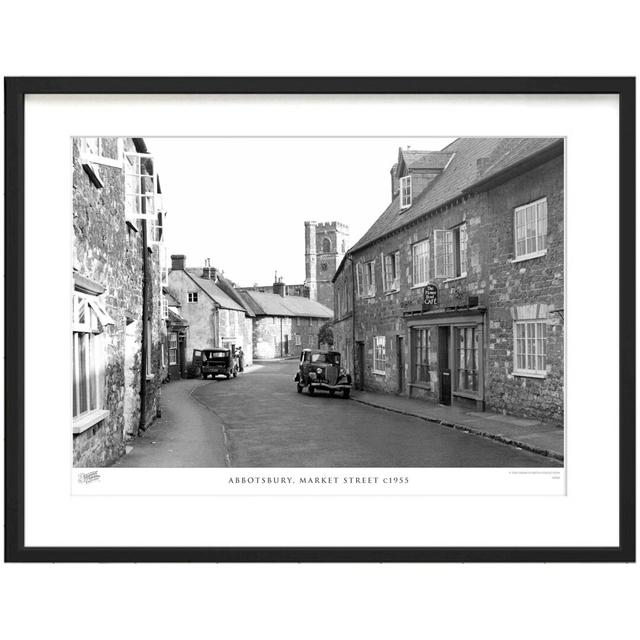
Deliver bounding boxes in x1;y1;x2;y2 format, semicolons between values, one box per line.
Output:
175;360;558;468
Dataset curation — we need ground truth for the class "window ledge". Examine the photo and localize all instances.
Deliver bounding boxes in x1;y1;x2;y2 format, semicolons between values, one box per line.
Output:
511;250;547;263
73;409;110;435
411;283;429;290
372;369;386;376
384;289;400;296
409;382;432;391
513;370;547;379
452;390;482;401
442;275;467;284
80;153;123;169
146;374;155;381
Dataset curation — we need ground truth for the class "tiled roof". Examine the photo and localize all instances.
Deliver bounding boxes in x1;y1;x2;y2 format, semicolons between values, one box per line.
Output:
400;149;454;171
239;291;333;319
184;269;247;312
352;137;561;253
215;273;256;317
162;287;181;307
167;308;188;327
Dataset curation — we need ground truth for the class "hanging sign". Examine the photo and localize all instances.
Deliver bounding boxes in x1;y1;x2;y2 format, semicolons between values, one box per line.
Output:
423;283;438;305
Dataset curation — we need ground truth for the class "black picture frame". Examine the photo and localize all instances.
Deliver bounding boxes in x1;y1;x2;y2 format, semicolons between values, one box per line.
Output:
4;77;635;563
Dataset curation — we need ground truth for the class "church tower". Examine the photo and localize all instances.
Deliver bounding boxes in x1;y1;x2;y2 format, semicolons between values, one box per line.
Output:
304;220;349;312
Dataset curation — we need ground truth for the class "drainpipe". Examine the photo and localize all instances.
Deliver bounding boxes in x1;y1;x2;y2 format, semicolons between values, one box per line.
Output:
138;218;149;434
348;253;357;388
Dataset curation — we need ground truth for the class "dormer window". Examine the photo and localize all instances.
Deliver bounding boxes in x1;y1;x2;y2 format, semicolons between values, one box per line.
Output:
400;175;412;209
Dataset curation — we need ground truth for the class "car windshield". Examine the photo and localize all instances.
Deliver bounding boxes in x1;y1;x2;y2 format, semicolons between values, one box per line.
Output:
310;353;339;364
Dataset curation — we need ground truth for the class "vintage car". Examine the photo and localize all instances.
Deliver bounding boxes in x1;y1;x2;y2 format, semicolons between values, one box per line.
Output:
193;348;238;380
294;349;352;398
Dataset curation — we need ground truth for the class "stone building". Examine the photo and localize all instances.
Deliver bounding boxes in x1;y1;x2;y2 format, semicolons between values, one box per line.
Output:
166;256;254;367
73;137;169;467
332;139;564;423
164;288;189;380
238;279;333;359
304;220;349;311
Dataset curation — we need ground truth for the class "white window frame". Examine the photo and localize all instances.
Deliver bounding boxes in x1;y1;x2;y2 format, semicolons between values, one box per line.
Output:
411;239;430;287
79;137;123;168
400;175;412;209
161;295;169;320
373;335;387;374
188;291;198;303
72;291;114;434
295;334;302;346
383;251;400;292
434;224;467;279
357;260;376;298
513;320;548;378
169;332;178;365
124;151;158;221
514;197;548;261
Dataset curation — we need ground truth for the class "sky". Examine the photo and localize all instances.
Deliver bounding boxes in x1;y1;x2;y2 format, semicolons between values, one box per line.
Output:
149;137;456;287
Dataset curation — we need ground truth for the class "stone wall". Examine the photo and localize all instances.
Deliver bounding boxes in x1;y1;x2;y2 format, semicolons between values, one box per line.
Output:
334;152;564;422
483;155;564;422
252;315;327;359
73;137;164;466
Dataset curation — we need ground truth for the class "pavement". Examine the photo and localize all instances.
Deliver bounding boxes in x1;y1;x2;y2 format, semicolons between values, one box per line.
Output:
113;378;229;467
350;390;564;462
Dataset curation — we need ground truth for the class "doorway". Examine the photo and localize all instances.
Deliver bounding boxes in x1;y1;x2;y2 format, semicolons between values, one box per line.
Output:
396;335;404;393
438;326;451;405
356;341;365;390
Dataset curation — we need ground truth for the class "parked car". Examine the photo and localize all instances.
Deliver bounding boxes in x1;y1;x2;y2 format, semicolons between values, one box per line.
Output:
294;349;352;398
193;348;239;380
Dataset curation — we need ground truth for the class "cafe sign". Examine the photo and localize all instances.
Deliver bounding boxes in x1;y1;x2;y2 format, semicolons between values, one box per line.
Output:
423;283;438;306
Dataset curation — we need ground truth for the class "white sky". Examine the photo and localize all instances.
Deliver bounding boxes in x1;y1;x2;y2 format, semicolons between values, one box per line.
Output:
149;137;456;287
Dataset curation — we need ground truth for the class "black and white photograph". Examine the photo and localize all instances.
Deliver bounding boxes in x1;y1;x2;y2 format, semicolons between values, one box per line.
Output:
72;135;565;471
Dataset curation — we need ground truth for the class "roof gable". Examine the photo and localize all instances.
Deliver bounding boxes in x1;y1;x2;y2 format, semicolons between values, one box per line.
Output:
352;137;562;253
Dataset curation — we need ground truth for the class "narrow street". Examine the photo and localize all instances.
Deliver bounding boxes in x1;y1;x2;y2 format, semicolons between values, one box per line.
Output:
117;361;560;468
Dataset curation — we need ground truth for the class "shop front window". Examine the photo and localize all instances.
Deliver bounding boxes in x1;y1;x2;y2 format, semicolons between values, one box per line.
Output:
411;327;431;384
456;326;479;392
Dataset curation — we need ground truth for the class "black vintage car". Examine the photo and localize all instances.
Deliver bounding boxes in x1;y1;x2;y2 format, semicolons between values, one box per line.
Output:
193;348;238;380
294;349;352;398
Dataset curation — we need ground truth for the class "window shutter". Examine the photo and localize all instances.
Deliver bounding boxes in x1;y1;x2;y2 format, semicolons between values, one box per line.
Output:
434;230;445;277
356;262;362;298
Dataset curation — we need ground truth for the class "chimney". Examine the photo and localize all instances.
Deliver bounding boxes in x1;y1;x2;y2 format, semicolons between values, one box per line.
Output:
390;163;399;200
171;254;186;271
273;275;286;297
202;258;217;280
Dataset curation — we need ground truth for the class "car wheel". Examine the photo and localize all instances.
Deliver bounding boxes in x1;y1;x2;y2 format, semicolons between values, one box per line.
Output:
202;373;207;380
343;389;350;399
233;371;237;378
226;373;231;379
296;384;303;393
308;386;315;395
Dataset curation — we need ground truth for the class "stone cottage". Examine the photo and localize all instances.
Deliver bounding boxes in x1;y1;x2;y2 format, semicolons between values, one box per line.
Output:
238;279;333;359
166;256;254;367
332;139;564;423
73;137;168;467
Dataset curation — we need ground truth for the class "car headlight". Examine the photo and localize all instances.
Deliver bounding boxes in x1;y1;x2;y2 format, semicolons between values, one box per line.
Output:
316;368;322;374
